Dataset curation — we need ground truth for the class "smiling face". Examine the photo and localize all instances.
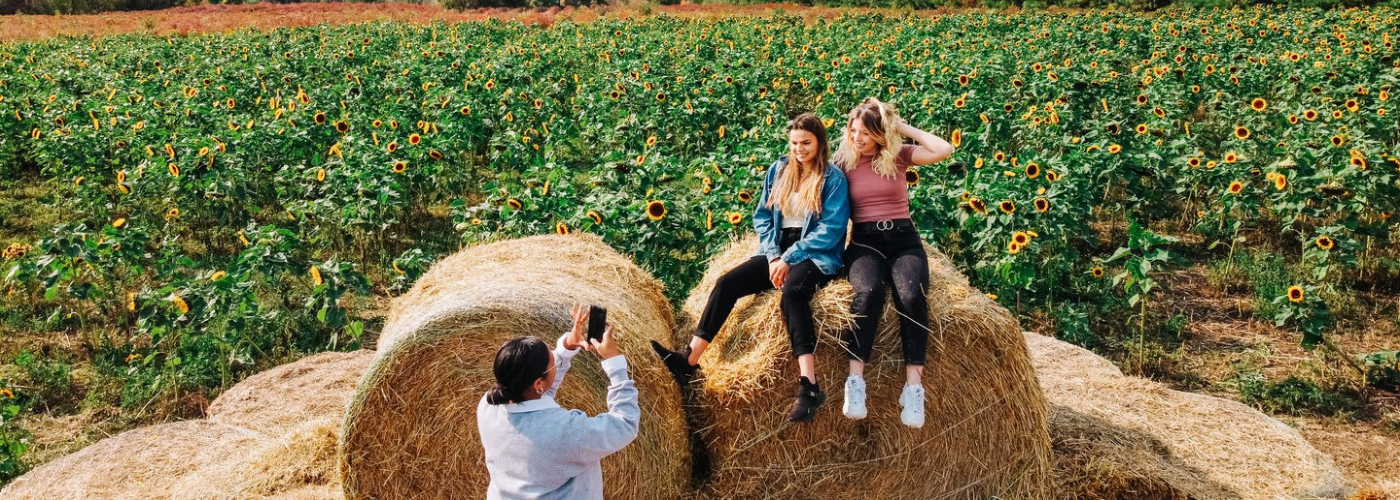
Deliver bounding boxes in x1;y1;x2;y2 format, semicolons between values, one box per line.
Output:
789;128;819;166
848;118;880;156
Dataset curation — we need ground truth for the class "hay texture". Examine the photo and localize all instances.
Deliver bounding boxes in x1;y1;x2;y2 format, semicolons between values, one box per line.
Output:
0;420;265;500
1024;332;1349;499
340;233;689;500
682;234;1053;499
206;350;373;435
172;416;342;500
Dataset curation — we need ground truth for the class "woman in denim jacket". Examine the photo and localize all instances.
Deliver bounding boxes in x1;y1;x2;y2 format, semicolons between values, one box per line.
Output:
652;112;850;422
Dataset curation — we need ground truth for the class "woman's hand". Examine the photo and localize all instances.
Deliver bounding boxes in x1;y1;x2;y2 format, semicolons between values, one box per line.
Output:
590;323;620;360
769;258;790;288
564;304;589;351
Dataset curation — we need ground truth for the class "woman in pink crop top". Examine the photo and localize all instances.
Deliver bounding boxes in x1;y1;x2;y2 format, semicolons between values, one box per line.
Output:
832;97;954;428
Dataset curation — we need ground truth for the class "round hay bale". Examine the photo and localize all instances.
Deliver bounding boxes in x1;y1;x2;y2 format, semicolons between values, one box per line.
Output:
172;416;341;500
0;420;265;500
207;350;374;433
683;234;1053;499
340;233;689;500
1024;332;1349;499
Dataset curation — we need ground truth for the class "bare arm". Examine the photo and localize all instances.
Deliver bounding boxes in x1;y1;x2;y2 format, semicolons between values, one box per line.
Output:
896;120;955;166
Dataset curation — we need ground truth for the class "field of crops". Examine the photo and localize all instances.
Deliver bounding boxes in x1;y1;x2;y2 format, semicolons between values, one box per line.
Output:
0;4;1399;481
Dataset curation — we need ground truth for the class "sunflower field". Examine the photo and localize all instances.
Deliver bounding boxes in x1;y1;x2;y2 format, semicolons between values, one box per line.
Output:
0;6;1399;475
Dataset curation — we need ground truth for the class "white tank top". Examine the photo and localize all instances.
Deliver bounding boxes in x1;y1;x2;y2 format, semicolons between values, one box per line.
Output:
781;193;808;228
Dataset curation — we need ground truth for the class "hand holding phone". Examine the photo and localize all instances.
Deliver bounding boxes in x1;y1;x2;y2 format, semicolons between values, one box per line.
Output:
587;305;608;343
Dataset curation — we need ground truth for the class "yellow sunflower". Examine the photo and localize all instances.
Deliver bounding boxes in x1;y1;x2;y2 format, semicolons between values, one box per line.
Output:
646;201;667;221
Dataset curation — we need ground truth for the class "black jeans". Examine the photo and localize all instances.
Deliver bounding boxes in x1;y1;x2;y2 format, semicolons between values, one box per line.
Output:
841;219;931;366
695;229;835;358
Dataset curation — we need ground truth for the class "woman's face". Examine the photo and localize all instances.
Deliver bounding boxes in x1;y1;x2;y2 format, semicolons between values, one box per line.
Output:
789;128;818;166
848;117;879;156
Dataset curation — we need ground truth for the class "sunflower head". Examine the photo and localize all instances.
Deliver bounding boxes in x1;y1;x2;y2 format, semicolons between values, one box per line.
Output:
1316;236;1334;250
314;112;326;125
555;223;569;235
999;200;1016;214
1092;266;1104;278
1026;163;1041;179
905;169;920;186
969;198;987;214
1250;98;1267;112
1274;174;1288;190
1331;135;1345;147
727;212;743;225
1007;240;1022;254
737;190;753;203
646;200;667;221
1234;126;1250;140
1013;231;1030;245
1287;286;1304;303
587;210;603;225
1034;198;1049;212
1228;181;1243;194
335;121;349;133
1046;170;1060;182
392;161;408;174
506;198;523;210
409;134;421;146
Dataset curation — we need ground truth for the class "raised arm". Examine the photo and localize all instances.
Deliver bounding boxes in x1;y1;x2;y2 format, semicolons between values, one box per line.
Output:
571;324;640;460
544;304;592;398
896;120;955;166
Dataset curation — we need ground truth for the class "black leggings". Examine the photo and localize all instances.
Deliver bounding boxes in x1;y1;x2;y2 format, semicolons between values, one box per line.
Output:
841;221;931;366
695;229;835;358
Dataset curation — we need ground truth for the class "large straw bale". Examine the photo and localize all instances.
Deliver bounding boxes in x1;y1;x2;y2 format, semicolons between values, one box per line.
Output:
340;233;689;500
0;420;264;500
682;234;1053;499
172;416;341;500
207;350;374;434
1023;332;1349;499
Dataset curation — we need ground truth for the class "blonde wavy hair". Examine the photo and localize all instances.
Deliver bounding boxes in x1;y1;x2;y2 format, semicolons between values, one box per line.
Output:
833;97;903;179
767;112;830;218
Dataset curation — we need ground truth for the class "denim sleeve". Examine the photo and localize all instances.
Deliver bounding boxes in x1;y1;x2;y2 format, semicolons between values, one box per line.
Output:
753;162;782;261
781;168;850;267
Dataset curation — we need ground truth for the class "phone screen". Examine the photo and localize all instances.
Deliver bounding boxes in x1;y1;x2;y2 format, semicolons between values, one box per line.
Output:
587;305;607;342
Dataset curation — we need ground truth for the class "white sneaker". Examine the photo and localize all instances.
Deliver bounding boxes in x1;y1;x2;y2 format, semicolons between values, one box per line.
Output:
842;375;867;420
899;384;925;428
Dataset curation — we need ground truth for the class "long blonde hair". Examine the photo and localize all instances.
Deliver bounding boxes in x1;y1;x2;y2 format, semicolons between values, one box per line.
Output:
833;97;903;179
767;113;830;218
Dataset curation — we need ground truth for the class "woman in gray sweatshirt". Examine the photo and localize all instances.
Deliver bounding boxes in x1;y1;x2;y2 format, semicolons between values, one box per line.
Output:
476;304;639;499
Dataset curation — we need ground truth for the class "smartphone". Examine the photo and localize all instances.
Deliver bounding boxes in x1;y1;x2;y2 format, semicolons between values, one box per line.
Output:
587;305;608;343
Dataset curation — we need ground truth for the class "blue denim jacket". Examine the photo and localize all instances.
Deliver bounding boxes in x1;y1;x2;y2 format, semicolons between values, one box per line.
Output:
753;157;850;276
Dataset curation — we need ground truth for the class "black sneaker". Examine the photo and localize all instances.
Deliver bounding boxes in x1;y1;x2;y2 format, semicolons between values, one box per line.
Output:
650;340;698;387
787;376;825;422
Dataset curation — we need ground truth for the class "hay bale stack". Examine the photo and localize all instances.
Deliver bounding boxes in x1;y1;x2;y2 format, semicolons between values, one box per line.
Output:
1023;332;1349;499
340;234;689;500
207;350;374;433
0;421;265;500
683;234;1053;499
